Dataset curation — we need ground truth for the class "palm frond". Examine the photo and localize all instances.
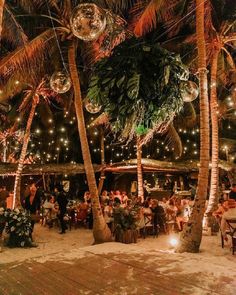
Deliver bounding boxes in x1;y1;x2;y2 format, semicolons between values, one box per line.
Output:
2;5;28;48
91;112;110;127
164;122;183;157
95;0;135;13
130;0;174;37
0;29;56;85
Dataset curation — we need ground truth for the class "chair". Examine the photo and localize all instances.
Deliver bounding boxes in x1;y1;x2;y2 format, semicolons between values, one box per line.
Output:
226;219;236;255
219;218;236;255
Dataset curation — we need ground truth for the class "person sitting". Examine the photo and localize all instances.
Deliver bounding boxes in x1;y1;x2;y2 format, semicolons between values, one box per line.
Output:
229;184;236;201
175;199;191;231
100;190;109;204
103;200;114;231
42;193;55;226
221;199;236;241
213;199;227;221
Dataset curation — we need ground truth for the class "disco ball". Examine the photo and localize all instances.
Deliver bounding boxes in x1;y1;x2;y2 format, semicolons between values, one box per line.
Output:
181;81;199;102
70;3;106;41
50;71;71;93
84;99;102;114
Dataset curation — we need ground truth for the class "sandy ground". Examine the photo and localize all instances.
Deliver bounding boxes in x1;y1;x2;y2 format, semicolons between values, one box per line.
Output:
0;224;236;295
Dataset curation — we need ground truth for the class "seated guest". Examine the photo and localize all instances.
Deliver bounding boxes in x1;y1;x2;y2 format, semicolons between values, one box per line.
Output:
100;190;109;204
176;199;191;231
84;191;91;203
229;184;236;201
114;190;122;202
104;200;113;230
213;199;227;220
221;199;236;240
6;191;14;209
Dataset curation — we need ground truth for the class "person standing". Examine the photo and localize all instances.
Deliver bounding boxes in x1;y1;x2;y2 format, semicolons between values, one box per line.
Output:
57;185;68;234
24;183;42;232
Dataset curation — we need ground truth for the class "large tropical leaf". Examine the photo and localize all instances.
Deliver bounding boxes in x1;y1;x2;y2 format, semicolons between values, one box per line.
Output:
2;5;28;48
164;122;183;157
130;0;175;37
0;29;56;85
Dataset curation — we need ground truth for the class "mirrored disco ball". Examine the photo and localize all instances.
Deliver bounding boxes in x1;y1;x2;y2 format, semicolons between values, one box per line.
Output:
70;3;106;41
181;81;199;102
84;99;102;114
50;71;71;93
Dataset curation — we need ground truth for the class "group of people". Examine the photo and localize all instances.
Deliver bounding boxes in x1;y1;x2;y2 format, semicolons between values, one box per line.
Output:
1;181;236;242
213;184;236;240
95;190;193;235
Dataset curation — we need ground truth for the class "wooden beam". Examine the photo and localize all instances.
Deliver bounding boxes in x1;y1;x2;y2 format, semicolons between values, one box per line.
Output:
0;163;102;176
0;158;234;176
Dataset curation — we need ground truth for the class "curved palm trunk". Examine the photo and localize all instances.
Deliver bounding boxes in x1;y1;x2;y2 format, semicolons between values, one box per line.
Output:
137;137;144;202
13;99;37;209
206;50;219;216
68;40;111;243
0;0;4;41
97;128;106;196
178;0;210;253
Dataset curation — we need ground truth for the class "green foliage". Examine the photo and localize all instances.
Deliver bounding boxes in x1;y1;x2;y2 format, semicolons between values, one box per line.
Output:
87;37;187;142
0;208;33;248
113;206;139;232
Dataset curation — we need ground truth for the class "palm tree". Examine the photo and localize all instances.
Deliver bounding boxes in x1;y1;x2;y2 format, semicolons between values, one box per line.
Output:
0;0;4;40
206;23;236;217
68;40;111;242
13;79;58;208
177;0;210;253
0;1;115;243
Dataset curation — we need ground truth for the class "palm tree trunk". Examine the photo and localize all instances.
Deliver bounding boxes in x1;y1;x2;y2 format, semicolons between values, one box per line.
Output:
206;50;219;217
3;138;7;162
13;99;38;209
137;136;144;202
98;128;106;196
0;0;4;41
177;0;210;253
68;40;111;243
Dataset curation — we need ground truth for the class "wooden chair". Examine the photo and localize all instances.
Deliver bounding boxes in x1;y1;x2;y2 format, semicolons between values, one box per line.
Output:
226;219;236;255
219;218;236;255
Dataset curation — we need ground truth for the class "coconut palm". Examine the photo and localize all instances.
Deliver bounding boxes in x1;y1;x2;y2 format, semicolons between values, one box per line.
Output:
0;0;118;243
177;0;210;253
12;79;59;208
205;23;236;216
0;0;4;40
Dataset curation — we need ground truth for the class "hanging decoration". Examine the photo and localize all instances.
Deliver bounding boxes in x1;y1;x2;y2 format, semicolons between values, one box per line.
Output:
181;81;199;102
50;71;71;93
87;37;187;143
84;98;102;114
70;3;106;41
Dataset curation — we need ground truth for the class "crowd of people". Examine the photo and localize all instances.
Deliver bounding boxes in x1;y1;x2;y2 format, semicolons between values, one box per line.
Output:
1;182;236;241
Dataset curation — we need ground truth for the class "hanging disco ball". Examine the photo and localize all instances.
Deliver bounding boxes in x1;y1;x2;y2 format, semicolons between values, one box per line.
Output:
50;71;71;93
84;99;102;114
181;81;199;102
70;3;106;41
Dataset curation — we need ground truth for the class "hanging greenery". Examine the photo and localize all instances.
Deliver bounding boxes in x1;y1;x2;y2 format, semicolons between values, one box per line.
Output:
87;37;189;143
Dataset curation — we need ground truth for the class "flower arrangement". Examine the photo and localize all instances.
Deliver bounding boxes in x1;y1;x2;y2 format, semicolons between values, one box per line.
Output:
113;205;140;243
0;207;33;247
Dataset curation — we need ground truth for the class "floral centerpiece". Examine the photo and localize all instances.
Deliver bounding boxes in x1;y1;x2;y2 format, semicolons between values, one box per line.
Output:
0;208;33;247
113;205;140;244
